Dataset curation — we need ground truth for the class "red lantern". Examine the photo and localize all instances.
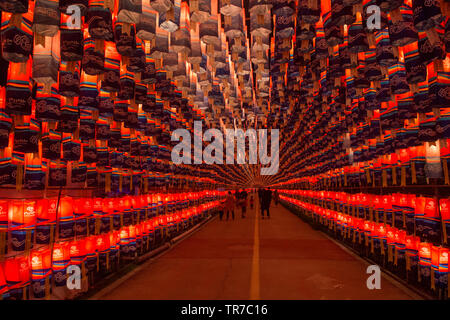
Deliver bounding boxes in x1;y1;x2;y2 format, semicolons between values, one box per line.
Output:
4;256;30;299
0;262;7;296
52;241;70;287
0;200;8;231
30;248;52;299
69;239;87;266
9;200;36;252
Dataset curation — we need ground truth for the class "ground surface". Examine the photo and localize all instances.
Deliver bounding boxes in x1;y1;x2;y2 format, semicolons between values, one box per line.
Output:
96;195;418;300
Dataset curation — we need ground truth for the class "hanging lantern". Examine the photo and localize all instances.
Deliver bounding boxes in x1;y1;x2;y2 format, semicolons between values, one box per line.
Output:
0;200;7;258
30;248;52;299
58;196;74;240
9;199;36;252
1;1;34;63
0;262;8;298
418;241;432;287
431;245;448;292
35;198;57;245
52;241;70;287
87;0;113;40
4;256;30;300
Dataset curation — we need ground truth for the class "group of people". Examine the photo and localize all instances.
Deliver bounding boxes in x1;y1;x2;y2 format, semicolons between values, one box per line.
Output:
219;187;279;221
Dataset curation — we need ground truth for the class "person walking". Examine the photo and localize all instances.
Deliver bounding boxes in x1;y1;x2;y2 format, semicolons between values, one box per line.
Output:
239;189;248;218
261;188;272;219
273;189;279;206
224;191;235;220
258;188;263;207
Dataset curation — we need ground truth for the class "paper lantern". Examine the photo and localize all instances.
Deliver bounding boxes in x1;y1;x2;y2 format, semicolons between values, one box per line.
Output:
1;2;34;63
52;241;70;287
58;196;74;239
35;199;57;245
30;248;52;298
0;262;8;297
0;200;8;257
84;235;98;272
4;256;30;300
9;199;36;252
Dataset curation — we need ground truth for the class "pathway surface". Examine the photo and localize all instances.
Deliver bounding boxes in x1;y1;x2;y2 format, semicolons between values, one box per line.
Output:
96;195;418;300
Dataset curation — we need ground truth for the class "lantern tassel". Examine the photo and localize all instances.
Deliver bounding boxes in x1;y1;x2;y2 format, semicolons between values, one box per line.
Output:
49;224;54;249
392;166;397;185
22;285;27;300
431;268;435;290
401;166;406;186
443;159;449;184
106;252;109;271
418;264;421;283
442;221;448;244
25;229;31;255
382;169;388;187
95;217;100;235
16;164;23;192
406;255;411;271
0;231;5;258
411;162;417;184
105;172;111;193
366;168;371;183
45;276;50;300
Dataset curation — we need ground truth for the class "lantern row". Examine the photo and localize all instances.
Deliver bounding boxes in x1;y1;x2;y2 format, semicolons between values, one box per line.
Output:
0;190;225;255
0;0;279;131
279;192;449;297
274;138;450;188
0;190;225;299
269;0;450;186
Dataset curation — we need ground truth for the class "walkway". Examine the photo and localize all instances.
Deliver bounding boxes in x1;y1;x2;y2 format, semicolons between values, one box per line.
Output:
95;195;419;300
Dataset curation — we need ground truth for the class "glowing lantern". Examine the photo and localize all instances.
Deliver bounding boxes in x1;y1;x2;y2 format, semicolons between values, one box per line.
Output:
440;198;450;245
35;199;57;245
0;200;8;258
431;246;448;291
84;236;97;272
58;197;74;240
0;262;7;297
73;198;92;237
52;242;70;287
405;235;420;275
4;256;30;300
122;196;133;226
9;200;36;252
96;234;110;272
418;242;432;286
30;248;52;299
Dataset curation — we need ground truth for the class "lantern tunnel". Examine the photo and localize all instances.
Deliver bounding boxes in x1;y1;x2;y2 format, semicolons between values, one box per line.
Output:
0;0;448;301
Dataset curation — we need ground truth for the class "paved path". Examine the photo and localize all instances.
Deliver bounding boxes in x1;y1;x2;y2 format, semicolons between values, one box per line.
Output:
96;195;418;300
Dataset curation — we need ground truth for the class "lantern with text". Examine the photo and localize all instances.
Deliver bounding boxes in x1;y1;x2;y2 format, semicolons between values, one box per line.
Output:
9;200;36;252
30;248;52;299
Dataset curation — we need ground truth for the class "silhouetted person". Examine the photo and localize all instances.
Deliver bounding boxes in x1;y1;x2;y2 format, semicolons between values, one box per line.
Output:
239;189;248;218
258;188;263;206
261;188;272;219
224;191;235;220
273;189;279;206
